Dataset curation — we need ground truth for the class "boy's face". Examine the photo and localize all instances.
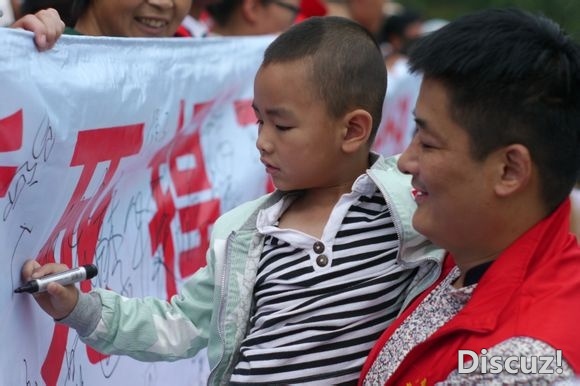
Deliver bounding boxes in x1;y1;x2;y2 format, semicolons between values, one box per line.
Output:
397;77;498;254
253;61;346;191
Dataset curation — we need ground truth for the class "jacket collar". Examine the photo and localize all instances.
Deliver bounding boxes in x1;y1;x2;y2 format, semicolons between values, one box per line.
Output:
439;198;575;332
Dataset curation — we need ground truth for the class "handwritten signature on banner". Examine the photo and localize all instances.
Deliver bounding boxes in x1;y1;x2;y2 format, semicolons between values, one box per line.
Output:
2;95;260;385
2;110;55;217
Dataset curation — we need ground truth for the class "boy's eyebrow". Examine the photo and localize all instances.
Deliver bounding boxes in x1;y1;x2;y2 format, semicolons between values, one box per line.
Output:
251;103;293;118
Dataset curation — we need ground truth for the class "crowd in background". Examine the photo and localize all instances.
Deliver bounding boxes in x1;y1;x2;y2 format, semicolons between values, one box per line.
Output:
0;0;437;40
1;0;437;44
0;0;438;107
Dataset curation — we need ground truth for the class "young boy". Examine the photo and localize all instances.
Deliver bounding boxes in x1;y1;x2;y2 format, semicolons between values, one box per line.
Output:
360;8;580;385
21;16;444;384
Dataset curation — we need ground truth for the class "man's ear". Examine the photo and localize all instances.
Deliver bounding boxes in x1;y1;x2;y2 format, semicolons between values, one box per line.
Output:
494;144;533;197
341;109;373;153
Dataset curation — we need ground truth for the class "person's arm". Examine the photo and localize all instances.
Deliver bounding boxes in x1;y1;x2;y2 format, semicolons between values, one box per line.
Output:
21;249;218;361
9;7;64;51
439;337;574;385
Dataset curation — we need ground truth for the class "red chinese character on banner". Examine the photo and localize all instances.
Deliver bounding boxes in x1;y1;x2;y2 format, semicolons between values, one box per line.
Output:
0;110;23;197
148;100;221;299
35;124;144;386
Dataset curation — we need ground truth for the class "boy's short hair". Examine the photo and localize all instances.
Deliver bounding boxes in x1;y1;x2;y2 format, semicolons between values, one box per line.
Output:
408;8;580;211
262;16;388;143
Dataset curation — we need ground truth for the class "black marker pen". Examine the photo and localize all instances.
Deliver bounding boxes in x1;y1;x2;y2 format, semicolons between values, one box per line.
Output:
14;264;98;294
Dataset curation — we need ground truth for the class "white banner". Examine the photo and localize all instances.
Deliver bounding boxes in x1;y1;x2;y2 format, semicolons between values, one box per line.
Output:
0;28;275;386
0;28;415;386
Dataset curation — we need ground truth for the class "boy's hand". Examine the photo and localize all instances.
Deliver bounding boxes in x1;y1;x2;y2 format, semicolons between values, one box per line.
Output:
10;8;65;51
20;260;79;320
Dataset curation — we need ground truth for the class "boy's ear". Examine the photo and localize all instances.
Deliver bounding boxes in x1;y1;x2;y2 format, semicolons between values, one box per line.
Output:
341;109;373;153
494;144;533;197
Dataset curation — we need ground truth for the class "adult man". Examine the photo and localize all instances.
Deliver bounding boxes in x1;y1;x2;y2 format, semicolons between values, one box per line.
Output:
361;7;580;385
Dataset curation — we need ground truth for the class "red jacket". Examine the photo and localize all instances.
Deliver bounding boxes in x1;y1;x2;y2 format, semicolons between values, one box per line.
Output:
360;199;580;385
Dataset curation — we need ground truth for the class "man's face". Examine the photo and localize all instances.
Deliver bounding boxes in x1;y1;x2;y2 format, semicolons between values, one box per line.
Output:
397;77;497;255
253;61;345;192
85;0;191;37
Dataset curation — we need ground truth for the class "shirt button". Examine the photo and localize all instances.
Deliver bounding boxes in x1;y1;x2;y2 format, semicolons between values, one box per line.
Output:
313;241;325;254
316;254;329;267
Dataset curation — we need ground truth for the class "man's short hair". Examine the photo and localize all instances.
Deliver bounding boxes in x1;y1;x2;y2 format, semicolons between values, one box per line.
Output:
262;16;387;143
408;8;580;211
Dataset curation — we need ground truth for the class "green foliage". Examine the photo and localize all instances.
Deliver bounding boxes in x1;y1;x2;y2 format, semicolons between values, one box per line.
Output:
399;0;580;38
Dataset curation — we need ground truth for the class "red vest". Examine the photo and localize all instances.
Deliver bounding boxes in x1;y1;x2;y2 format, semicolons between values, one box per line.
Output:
360;199;580;385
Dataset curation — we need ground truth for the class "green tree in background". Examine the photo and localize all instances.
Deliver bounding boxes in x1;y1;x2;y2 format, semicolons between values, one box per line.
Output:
399;0;580;38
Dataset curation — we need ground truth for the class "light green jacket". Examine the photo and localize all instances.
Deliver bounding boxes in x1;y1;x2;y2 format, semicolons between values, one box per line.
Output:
64;154;445;385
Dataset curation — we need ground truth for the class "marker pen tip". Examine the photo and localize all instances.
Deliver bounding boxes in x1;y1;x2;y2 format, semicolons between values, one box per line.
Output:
14;284;35;294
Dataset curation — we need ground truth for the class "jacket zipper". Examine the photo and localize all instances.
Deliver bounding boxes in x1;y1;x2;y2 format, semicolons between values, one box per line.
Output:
207;231;236;384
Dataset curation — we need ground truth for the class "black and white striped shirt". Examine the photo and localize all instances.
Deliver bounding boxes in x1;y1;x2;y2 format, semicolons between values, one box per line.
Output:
230;175;418;384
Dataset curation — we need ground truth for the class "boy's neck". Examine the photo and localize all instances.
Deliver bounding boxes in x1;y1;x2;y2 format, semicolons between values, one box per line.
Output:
299;182;357;208
300;153;371;207
277;155;370;239
278;183;356;239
